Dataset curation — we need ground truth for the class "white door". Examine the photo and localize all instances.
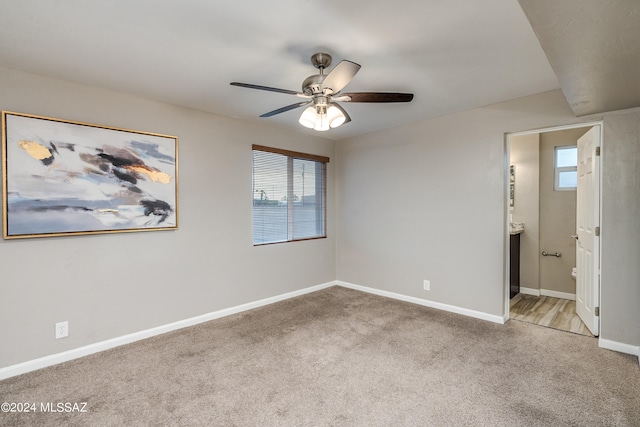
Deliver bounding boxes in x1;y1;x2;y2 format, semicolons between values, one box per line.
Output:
576;126;600;336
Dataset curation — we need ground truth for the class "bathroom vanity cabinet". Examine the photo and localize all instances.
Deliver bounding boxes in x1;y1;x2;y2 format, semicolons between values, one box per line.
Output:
509;223;524;299
510;233;521;299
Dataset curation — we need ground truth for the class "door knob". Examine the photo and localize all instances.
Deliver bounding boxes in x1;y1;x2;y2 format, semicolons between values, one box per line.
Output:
570;234;578;240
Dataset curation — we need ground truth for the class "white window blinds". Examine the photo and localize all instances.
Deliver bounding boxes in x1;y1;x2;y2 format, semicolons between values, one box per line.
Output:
252;145;328;245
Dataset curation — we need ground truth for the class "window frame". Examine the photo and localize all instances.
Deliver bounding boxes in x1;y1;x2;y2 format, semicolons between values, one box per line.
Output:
252;144;329;246
554;145;578;191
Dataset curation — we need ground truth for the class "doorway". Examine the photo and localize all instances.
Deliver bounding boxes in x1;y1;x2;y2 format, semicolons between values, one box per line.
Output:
504;122;602;336
510;294;593;336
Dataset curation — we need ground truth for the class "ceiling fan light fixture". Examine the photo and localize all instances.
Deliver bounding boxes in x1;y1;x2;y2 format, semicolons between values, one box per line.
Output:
299;105;337;131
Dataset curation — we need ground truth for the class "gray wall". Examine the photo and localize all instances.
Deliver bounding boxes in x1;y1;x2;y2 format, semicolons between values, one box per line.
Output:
601;112;640;346
336;90;640;349
510;133;540;291
0;67;336;368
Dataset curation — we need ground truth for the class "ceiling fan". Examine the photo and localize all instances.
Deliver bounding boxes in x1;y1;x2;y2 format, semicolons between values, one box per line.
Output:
230;53;414;131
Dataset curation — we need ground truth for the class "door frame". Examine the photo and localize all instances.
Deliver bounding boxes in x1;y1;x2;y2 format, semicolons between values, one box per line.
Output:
503;121;603;326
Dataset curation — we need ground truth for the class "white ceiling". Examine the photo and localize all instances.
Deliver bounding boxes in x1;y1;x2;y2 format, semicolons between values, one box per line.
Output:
0;0;563;140
519;0;640;117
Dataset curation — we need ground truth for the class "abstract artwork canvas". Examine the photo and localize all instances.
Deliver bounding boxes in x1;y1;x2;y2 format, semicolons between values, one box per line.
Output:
2;112;178;239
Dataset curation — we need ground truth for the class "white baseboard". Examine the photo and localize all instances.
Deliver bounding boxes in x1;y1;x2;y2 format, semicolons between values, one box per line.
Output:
519;287;576;301
598;338;640;360
519;287;540;296
4;281;635;380
0;281;336;381
336;281;505;325
540;289;576;301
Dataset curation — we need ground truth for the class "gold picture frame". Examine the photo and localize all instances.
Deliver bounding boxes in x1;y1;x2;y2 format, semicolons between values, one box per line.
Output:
2;111;178;239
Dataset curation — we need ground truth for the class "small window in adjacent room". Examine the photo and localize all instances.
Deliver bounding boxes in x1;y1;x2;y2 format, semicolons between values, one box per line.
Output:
554;145;577;191
252;145;329;245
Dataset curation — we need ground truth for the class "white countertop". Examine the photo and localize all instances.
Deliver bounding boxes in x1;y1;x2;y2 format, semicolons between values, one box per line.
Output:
510;222;525;235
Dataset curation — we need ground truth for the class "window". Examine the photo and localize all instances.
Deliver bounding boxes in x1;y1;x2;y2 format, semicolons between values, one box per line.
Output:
252;145;328;245
554;145;577;190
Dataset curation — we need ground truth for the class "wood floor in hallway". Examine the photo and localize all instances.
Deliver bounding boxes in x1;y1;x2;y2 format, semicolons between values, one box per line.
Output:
510;294;595;337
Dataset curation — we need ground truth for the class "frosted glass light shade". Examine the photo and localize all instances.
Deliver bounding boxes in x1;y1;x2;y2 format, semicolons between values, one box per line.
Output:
327;105;346;128
299;107;317;129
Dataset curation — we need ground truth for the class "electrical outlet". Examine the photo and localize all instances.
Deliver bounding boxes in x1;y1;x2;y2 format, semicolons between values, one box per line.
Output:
423;280;430;291
55;321;69;339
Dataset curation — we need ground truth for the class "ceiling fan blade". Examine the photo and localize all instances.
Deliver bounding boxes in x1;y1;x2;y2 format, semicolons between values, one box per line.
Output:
230;82;307;97
321;60;361;93
338;92;414;103
260;101;312;117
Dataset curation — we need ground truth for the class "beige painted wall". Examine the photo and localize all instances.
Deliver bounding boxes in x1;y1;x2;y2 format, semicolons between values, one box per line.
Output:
0;66;336;369
510;133;540;291
538;128;588;295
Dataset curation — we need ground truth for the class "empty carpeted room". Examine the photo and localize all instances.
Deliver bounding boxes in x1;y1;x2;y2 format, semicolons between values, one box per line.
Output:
1;1;639;426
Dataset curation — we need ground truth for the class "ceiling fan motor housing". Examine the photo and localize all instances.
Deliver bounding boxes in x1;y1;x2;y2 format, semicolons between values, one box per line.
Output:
303;53;334;95
302;74;325;96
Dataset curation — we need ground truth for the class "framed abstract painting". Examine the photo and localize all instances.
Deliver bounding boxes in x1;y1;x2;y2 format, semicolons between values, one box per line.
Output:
2;111;178;239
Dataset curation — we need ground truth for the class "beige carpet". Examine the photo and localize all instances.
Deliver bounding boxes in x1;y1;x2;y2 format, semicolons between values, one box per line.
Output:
1;286;639;426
